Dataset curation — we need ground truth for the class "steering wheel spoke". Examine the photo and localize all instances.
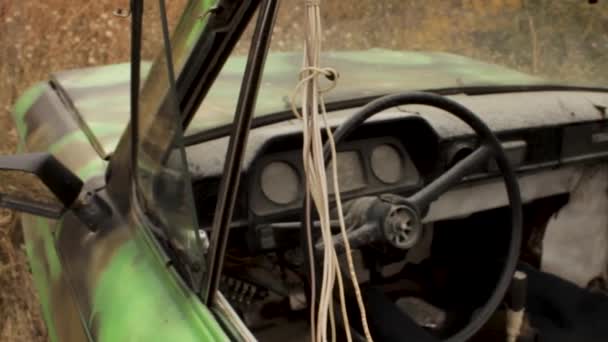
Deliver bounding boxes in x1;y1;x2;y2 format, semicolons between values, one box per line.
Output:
407;144;494;213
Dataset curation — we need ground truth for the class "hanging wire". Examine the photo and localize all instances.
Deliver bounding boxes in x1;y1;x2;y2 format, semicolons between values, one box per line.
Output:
291;1;373;340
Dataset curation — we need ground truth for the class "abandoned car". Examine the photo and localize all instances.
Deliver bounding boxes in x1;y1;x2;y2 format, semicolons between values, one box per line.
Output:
2;0;608;341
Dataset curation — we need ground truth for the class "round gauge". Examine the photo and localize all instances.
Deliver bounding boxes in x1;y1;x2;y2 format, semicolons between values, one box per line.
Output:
260;161;300;204
371;144;403;184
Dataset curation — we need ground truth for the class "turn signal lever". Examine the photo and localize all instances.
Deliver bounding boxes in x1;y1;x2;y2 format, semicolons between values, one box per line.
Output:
315;194;424;254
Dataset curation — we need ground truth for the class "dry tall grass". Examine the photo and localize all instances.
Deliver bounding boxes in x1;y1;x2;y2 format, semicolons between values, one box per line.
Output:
0;0;607;341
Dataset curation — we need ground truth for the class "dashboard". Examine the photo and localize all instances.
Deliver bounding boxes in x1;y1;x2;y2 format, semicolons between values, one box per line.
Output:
186;90;608;227
250;137;421;216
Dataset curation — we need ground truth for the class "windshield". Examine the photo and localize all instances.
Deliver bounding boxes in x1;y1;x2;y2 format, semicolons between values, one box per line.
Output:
184;0;608;136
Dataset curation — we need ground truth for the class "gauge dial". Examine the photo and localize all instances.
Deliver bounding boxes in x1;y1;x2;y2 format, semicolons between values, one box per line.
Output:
327;151;366;193
371;144;403;184
260;161;300;204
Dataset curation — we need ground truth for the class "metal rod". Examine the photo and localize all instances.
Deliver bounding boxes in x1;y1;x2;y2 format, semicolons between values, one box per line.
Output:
129;0;143;187
201;0;280;304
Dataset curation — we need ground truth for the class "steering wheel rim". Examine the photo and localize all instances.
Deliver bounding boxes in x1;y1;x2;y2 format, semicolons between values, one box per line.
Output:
315;91;523;342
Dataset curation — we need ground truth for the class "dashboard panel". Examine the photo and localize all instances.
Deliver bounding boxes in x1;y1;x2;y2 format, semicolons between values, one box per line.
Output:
249;137;421;217
186;90;608;226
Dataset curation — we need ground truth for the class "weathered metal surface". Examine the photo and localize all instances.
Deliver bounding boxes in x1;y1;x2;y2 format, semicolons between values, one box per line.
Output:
189;49;545;134
11;83;228;341
47;63;151;159
8;1;233;340
50;49;546;155
184;89;608;181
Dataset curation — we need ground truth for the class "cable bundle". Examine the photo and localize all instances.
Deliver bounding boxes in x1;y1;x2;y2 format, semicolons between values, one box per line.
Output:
290;1;373;341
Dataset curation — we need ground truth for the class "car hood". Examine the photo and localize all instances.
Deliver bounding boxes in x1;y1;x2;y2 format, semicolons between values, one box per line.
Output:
51;49;545;155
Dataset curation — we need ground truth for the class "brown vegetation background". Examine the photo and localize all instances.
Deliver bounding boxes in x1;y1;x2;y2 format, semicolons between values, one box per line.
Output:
0;0;607;341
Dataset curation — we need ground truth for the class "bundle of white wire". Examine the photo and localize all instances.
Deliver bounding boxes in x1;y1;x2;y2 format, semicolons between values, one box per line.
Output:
290;1;373;341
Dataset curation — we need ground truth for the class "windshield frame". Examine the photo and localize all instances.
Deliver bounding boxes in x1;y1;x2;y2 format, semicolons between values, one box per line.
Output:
107;0;265;296
107;0;260;199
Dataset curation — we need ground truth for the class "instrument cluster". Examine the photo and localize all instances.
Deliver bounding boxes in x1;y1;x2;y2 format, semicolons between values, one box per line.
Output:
249;137;421;217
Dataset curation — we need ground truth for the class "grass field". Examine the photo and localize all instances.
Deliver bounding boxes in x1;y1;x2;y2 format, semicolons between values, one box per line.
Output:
0;0;606;340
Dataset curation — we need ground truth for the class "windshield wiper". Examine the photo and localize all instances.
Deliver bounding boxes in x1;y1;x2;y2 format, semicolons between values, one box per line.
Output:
432;84;608;96
184;83;608;145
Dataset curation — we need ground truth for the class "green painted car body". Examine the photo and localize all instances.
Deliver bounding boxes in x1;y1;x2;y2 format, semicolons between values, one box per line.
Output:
13;81;228;341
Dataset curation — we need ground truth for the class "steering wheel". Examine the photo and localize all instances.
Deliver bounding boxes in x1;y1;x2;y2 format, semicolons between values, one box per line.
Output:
312;92;523;342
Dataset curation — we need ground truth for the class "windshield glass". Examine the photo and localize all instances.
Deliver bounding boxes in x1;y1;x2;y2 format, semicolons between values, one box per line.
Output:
184;0;608;136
